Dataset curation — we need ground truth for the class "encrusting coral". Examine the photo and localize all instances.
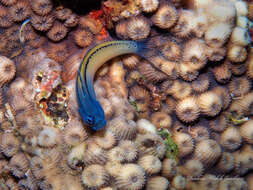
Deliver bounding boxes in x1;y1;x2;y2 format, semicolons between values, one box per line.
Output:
0;0;252;189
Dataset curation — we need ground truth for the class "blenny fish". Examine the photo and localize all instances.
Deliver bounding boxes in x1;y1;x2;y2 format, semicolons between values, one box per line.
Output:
76;40;152;130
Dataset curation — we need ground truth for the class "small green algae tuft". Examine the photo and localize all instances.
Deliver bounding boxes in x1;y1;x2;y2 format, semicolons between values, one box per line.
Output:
158;128;178;160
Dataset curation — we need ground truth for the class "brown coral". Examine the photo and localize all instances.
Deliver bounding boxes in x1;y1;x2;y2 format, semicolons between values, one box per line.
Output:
108;116;137;140
38;127;59;147
171;9;194;38
173;132;194;158
213;86;231;110
0;56;16;87
10;0;30;22
64;13;79;28
83;142;107;165
47;42;69;63
205;23;232;48
0;7;13;28
230;62;247;76
183;38;207;70
191;74;209;93
240;120;253;144
119;140;138;162
138;155;161;175
135;133;166;159
31;0;53;16
152;3;177;29
194;139;221;166
220;127;242;151
160;39;181;61
79;16;103;34
140;0;159;13
127;16;150;40
198;91;222;117
138;61;167;83
63;119;88;147
0;133;20;157
146;176;169;190
115;20;129;39
151;112;172;130
81;164;109;189
212;61;231;84
47;22;68;42
9;153;29;178
228;76;251;98
115;164;146;190
161;158;177;179
209;114;227;132
122;54;139;69
227;44;247;63
74;29;94;48
0;0;16;6
217;152;235;173
94;130;116;150
31;14;54;31
129;85;150;113
55;8;72;21
176;97;200;123
188;125;209;143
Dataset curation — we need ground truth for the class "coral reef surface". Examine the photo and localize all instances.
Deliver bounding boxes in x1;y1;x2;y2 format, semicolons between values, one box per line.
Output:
0;0;252;189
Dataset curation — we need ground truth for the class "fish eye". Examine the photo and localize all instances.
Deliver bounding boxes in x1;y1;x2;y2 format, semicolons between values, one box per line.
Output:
86;115;94;125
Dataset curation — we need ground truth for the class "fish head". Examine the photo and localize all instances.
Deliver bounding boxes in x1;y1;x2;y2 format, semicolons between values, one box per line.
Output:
93;118;107;130
78;99;106;131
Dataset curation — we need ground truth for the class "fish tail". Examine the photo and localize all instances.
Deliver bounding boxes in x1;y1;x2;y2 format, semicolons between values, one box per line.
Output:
136;35;163;60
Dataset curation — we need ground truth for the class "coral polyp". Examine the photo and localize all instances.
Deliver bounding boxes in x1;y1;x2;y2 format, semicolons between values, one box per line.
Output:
81;164;109;189
55;8;72;21
74;29;94;48
0;133;20;157
212;61;231;84
198;91;222;117
63;119;88;147
10;1;30;22
46;22;68;42
194;139;222;166
176;97;200;123
31;0;53;16
47;43;69;63
140;0;159;13
152;3;177;29
115;164;146;190
9;153;29;178
205;22;232;48
0;7;13;28
173;132;194;158
0;56;16;87
147;176;169;190
31;14;54;31
127;16;150;40
138;155;161;175
240;120;253;144
171;9;194;38
220;127;242;151
79;16;103;34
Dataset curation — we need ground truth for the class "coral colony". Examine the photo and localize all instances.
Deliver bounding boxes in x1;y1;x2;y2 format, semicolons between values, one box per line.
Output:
0;0;253;189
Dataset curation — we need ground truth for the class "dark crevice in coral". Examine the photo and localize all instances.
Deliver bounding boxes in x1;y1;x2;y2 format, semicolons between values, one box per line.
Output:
52;0;102;14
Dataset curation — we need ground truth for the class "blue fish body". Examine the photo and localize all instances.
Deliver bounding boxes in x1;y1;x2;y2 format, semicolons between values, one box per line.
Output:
76;40;149;130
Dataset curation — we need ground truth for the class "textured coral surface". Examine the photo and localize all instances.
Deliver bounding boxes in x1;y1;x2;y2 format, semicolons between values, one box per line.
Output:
0;0;252;189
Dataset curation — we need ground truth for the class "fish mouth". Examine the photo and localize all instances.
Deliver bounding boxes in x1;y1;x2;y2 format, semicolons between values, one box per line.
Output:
93;119;107;131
